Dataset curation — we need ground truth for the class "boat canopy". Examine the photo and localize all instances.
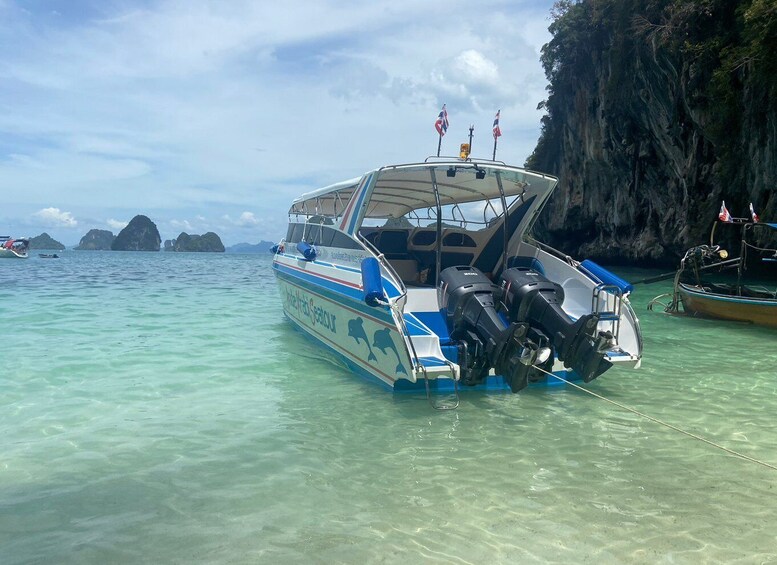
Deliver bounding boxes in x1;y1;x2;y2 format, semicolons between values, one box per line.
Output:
289;161;558;220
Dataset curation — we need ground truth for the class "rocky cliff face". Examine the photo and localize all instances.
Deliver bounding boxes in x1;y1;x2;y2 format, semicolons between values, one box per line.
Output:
111;215;161;251
527;0;777;266
168;232;225;252
29;232;65;250
76;229;115;250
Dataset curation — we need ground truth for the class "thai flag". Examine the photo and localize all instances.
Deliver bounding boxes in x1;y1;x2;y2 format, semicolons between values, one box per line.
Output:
719;201;732;222
749;202;759;223
493;110;502;139
435;104;448;136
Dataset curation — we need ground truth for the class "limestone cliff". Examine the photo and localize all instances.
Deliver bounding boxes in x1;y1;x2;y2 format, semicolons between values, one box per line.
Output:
76;229;115;250
111;215;161;251
29;232;65;250
527;0;777;266
168;232;225;252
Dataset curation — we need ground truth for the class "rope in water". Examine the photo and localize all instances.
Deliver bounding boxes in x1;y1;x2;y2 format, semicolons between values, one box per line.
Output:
532;364;777;472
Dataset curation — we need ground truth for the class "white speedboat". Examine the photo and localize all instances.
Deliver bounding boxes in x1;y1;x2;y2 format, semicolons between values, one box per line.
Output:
0;236;30;259
272;158;643;405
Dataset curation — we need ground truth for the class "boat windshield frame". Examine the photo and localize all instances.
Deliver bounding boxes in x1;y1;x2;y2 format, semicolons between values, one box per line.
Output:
288;160;557;233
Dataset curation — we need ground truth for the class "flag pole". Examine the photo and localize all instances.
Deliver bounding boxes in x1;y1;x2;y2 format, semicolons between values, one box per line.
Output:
468;125;474;157
434;103;447;157
492;109;501;160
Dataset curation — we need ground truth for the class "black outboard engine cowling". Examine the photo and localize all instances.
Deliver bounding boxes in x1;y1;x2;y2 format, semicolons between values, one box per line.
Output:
439;266;552;392
499;268;613;383
438;266;513;386
438;265;615;393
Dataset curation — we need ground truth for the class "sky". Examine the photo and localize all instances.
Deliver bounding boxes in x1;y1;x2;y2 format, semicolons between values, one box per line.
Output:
0;0;556;247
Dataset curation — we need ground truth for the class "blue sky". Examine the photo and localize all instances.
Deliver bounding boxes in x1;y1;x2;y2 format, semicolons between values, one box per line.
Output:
0;0;555;246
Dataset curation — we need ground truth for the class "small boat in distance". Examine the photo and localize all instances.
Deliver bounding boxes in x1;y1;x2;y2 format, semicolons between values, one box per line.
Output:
38;253;59;259
272;155;643;406
0;236;30;259
649;214;777;328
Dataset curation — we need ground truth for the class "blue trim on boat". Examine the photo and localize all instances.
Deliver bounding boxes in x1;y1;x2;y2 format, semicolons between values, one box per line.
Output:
274;255;401;298
418;356;449;367
274;267;396;325
402;313;433;336
412;311;450;341
682;284;777;306
392;370;579;392
579;259;634;294
347;173;374;234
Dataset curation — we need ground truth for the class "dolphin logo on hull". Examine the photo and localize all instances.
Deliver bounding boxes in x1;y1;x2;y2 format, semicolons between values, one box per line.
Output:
348;317;377;362
372;327;407;375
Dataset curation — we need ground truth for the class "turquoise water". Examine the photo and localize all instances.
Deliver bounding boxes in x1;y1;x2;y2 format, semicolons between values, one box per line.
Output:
2;252;776;564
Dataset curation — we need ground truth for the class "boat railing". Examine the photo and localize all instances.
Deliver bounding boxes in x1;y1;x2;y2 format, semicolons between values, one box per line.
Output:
592;284;623;341
357;232;459;410
423;156;508;166
524;236;579;268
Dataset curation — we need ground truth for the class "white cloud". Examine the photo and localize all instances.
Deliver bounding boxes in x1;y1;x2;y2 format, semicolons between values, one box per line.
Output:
452;50;500;85
0;0;556;246
169;219;195;232
32;207;78;228
106;218;127;230
222;211;259;227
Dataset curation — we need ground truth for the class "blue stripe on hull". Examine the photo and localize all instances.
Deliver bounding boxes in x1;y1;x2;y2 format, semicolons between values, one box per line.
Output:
274;264;395;325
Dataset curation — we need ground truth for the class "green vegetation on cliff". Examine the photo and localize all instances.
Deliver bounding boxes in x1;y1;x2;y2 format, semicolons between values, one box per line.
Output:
167;232;225;252
29;233;65;250
76;229;115;250
112;215;161;251
528;0;777;265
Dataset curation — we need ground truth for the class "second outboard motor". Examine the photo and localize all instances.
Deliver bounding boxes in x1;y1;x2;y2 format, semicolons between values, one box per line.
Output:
500;268;613;383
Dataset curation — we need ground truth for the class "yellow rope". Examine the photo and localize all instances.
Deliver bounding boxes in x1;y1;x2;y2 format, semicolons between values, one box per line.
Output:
534;365;777;472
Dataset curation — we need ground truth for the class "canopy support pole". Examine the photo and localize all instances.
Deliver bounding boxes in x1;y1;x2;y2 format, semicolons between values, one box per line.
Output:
430;168;443;284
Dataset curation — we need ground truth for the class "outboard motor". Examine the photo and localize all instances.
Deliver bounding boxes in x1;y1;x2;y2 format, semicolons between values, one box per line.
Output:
438;265;614;393
500;268;614;384
439;266;552;392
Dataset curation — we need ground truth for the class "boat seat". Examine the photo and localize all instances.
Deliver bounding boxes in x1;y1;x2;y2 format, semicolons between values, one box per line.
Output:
377;229;410;257
387;258;419;282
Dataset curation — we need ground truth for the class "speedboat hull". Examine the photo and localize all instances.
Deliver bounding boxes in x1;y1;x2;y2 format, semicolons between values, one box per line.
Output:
0;248;28;259
274;253;418;388
0;236;30;258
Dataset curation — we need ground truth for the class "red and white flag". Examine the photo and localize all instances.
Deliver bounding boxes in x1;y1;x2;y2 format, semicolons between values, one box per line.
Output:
719;201;733;222
492;110;502;139
435;104;449;136
749;202;759;223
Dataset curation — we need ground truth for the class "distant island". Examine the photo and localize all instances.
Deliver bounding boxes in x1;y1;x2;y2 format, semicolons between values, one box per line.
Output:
29;232;65;250
226;240;277;254
75;229;115;250
111;215;161;251
164;232;225;252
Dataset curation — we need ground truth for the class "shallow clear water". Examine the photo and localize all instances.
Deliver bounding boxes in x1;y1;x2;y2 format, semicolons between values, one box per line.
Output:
2;252;776;564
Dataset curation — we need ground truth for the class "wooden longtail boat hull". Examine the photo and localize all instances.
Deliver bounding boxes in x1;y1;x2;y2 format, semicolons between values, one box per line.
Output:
679;283;777;328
